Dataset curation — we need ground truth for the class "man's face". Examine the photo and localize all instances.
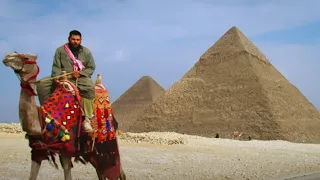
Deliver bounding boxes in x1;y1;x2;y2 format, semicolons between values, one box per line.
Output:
69;35;81;47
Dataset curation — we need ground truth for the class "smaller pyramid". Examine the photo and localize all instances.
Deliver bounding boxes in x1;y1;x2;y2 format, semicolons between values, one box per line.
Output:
112;76;165;132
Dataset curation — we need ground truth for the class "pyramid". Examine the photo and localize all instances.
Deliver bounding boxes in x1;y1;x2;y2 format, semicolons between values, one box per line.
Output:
130;26;320;143
111;76;165;132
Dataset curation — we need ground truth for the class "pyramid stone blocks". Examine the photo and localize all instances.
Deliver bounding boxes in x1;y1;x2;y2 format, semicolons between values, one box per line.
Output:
112;76;165;132
130;26;320;143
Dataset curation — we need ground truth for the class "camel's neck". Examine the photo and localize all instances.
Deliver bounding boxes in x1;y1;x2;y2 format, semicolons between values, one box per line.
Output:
19;82;41;135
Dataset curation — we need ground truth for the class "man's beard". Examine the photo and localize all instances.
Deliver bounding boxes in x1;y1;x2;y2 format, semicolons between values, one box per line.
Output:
69;42;80;49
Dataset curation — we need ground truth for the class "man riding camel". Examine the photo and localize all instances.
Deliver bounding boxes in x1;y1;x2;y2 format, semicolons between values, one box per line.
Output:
50;30;95;133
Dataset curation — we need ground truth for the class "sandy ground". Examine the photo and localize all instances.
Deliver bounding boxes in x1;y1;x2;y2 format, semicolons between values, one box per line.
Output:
1;132;320;180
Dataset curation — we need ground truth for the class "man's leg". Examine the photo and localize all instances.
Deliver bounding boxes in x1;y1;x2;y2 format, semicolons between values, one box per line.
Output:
82;97;94;132
36;77;54;105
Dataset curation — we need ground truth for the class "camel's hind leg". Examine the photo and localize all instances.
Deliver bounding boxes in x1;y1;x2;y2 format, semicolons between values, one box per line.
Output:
119;165;126;180
96;168;105;180
60;155;72;180
28;161;41;180
95;165;126;180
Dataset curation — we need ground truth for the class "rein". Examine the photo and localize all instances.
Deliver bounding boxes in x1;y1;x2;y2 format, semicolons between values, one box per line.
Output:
13;52;79;96
14;52;40;96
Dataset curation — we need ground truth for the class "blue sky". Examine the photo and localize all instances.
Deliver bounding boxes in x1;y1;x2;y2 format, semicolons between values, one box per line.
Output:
0;0;319;123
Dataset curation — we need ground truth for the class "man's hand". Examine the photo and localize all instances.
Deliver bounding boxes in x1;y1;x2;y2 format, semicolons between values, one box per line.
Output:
53;77;59;83
72;71;80;79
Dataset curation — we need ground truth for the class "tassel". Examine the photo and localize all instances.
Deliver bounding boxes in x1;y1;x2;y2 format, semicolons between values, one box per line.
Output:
104;108;109;120
96;107;102;126
96;107;102;143
105;107;111;140
106;119;111;132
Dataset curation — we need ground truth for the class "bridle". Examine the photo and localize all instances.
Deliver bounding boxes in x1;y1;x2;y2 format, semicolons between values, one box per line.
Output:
13;52;40;96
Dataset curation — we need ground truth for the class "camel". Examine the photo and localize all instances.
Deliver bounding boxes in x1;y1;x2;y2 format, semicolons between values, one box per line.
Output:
231;131;251;141
2;52;126;180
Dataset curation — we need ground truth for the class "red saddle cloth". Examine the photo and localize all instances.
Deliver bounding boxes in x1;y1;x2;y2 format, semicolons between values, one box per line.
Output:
29;80;83;162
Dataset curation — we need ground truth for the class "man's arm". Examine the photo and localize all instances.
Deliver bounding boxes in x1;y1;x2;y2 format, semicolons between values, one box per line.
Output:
51;49;62;77
79;50;96;78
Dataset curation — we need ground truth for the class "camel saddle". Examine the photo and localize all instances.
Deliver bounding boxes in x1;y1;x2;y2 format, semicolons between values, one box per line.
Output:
29;78;83;162
80;81;121;179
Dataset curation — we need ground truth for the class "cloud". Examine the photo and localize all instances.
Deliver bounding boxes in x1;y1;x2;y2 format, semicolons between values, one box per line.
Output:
114;49;129;61
0;0;320;122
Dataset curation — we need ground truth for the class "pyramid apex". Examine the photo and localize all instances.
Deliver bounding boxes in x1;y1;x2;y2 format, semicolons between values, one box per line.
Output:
137;75;161;84
140;75;152;80
229;26;239;30
112;75;165;105
201;26;269;63
111;75;165;132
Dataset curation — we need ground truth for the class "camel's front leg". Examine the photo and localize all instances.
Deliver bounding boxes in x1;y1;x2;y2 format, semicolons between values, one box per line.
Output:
60;155;72;180
28;161;41;180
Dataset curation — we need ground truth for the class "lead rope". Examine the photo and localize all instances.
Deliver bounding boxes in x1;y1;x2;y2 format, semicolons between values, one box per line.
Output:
34;72;74;84
75;77;78;87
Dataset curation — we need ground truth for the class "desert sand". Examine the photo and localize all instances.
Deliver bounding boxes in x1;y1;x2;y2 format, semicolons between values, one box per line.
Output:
1;130;320;180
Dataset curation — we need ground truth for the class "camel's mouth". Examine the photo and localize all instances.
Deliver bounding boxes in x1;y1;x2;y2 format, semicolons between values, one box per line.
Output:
2;56;24;71
2;58;10;66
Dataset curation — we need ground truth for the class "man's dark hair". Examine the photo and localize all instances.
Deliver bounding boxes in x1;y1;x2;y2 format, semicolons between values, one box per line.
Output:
69;30;82;38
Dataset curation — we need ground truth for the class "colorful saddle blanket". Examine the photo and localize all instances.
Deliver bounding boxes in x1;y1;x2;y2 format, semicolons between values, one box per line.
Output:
83;84;121;179
90;84;117;143
30;80;83;158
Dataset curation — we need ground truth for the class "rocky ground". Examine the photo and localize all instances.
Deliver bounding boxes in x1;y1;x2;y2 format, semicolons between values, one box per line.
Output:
1;123;320;180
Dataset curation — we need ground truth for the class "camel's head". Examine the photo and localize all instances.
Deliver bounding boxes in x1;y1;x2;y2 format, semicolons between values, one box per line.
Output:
2;52;39;81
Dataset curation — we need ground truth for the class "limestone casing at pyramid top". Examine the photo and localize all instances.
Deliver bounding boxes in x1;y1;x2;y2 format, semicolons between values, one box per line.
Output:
200;26;270;64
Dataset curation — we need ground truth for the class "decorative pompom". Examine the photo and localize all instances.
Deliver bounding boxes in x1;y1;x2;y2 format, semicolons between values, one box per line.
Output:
65;135;70;140
44;133;51;140
46;123;54;131
45;117;51;123
53;128;59;135
61;135;66;142
59;131;65;138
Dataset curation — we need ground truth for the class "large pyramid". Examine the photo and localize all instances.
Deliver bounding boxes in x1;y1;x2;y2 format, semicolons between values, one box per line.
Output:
130;26;320;143
112;76;165;132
